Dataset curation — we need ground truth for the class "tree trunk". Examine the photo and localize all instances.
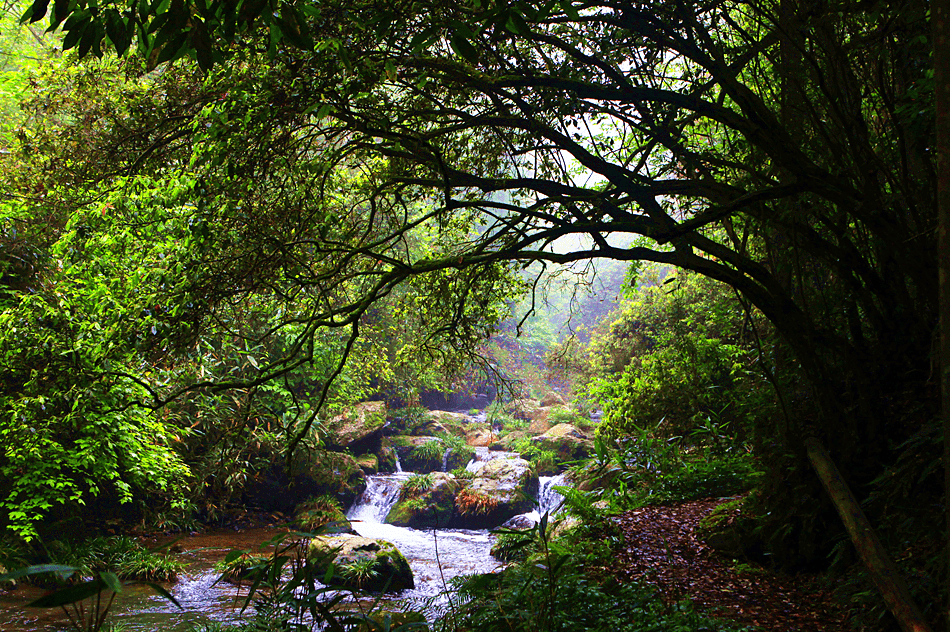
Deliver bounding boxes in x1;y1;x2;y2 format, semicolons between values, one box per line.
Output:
805;437;931;632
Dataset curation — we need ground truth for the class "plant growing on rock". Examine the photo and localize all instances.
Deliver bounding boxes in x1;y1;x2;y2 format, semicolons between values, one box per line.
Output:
402;473;435;497
456;489;499;517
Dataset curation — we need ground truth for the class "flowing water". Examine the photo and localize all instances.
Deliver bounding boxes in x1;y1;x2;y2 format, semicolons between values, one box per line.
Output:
0;432;574;630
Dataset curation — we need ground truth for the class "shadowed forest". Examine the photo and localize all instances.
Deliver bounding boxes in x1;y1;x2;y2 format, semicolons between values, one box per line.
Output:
0;1;945;631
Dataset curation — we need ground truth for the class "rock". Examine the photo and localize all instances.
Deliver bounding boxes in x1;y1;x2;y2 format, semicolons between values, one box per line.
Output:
355;453;379;475
527;416;553;434
465;426;495;447
539;392;567;407
443;445;476;471
392;436;444;473
308;535;414;592
245;449;366;511
452;457;539;529
295;496;356;535
324;402;388;452
376;440;398;473
427;410;470;433
530;423;593;467
411;420;448;436
293;451;368;508
505;398;541;421
488;430;528;452
386;472;459;528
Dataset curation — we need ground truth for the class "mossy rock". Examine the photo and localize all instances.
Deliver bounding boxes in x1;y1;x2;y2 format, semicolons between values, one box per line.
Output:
292;450;367;507
393;436;444;473
355;453;379;475
443;444;476;471
376;440;398;473
387;472;459;528
324;401;388;451
308;535;414;592
452;457;539;529
488;430;528;451
295;496;356;534
529;424;593;468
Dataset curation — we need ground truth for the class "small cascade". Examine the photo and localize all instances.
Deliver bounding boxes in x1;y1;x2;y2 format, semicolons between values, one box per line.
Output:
395;450;403;473
442;448;452;472
536;472;569;515
466;446;521;473
346;474;409;524
514;472;571;526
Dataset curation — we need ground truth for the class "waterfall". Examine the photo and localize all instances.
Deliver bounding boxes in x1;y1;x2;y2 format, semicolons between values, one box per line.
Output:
442;448;452;472
395;450;403;473
510;472;570;527
536;473;569;515
346;474;409;524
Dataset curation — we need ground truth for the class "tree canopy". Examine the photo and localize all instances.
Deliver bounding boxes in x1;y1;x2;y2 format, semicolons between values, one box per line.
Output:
5;0;939;574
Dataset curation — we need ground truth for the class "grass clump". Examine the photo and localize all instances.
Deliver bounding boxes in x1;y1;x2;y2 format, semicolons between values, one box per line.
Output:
49;536;185;582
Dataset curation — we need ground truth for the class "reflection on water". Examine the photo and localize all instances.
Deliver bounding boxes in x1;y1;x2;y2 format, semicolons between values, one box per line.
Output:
0;527;291;632
0;435;572;630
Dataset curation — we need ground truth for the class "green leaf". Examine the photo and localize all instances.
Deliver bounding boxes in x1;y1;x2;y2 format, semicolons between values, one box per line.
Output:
504;11;529;35
21;0;50;24
28;578;109;608
0;564;77;583
449;33;479;64
559;0;580;20
141;581;182;609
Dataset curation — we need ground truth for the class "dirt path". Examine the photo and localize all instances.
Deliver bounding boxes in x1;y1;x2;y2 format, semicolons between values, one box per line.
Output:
611;499;851;631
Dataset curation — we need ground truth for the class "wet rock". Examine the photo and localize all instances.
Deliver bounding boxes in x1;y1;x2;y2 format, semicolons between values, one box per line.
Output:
386;472;459;528
295;496;356;535
293;450;367;508
376;440;398;473
392;436;444;473
355;453;379;475
530;423;593;468
308;534;414;592
325;402;388;453
539;392;567;407
452;457;539;529
245;449;366;511
443;445;476;471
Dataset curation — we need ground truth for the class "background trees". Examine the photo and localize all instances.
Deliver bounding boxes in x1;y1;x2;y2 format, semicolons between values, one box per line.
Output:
5;0;942;619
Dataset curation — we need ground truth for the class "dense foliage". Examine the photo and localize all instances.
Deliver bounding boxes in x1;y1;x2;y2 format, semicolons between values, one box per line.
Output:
0;0;943;629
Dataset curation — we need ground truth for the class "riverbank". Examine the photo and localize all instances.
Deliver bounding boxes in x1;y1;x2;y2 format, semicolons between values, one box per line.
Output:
612;498;851;631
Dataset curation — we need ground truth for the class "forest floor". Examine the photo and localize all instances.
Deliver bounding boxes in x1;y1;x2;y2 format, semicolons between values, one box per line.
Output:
611;498;853;631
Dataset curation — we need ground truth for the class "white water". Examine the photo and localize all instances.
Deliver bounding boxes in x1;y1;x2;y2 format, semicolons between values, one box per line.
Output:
520;473;569;525
346;473;501;599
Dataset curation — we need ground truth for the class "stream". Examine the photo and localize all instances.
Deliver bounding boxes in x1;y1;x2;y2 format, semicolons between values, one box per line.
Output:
0;448;568;631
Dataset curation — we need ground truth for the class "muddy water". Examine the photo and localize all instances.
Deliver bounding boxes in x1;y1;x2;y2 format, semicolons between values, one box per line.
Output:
0;527;294;632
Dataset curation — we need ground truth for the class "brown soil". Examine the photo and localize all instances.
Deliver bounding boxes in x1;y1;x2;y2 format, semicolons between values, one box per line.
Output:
612;498;852;631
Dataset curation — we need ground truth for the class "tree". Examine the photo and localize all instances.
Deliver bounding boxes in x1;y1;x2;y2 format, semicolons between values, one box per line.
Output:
14;0;941;618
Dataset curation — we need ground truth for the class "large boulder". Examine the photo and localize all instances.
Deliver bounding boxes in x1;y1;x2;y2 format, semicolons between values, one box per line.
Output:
530;424;593;467
308;535;414;592
392;436;444;473
324;402;388;453
245;449;366;511
294;450;367;507
295;496;356;535
443;444;477;471
376;439;398;473
386;472;459;528
452;457;539;529
464;425;495;447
